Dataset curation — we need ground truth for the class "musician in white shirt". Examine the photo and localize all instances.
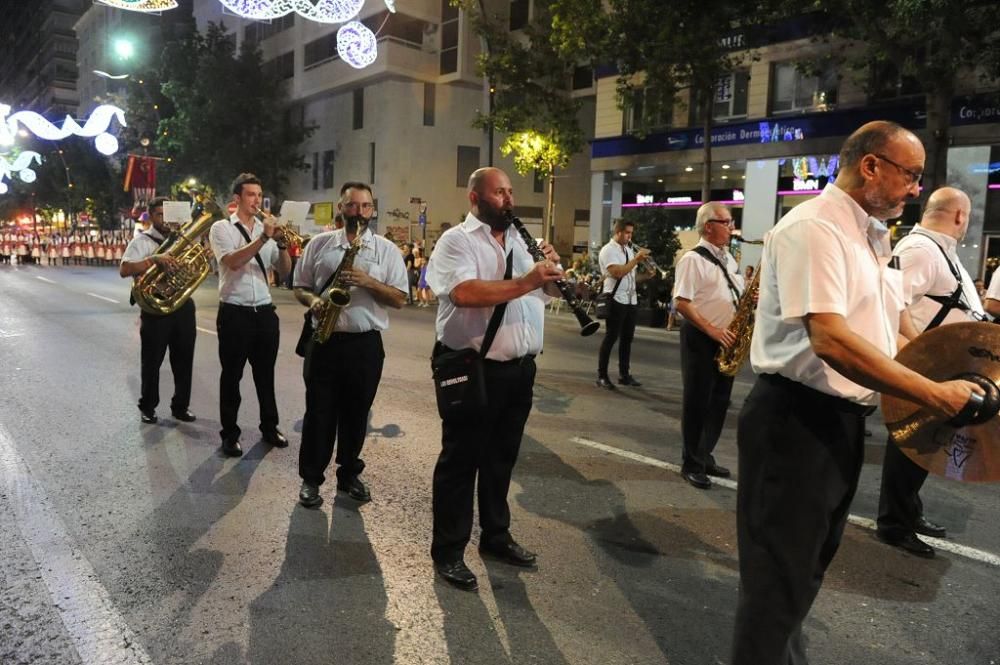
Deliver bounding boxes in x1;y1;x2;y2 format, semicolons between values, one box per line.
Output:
208;173;292;457
876;187;982;558
732;121;980;665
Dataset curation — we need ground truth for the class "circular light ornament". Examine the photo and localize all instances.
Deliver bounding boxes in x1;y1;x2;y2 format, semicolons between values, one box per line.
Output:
337;21;378;69
95;133;120;156
20;168;36;183
97;0;179;11
218;0;364;23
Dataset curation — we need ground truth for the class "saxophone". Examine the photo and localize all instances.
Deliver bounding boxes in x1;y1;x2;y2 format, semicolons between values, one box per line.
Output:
715;238;764;377
313;227;366;344
132;199;224;315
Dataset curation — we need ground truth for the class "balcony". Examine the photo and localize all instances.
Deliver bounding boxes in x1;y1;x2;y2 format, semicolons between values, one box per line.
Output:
298;36;439;98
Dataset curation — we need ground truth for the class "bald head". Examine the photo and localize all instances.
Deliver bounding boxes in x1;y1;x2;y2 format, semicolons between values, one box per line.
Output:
468;167;506;195
921;186;972;240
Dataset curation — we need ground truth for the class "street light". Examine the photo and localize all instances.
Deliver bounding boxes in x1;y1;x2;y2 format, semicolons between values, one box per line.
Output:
113;38;135;61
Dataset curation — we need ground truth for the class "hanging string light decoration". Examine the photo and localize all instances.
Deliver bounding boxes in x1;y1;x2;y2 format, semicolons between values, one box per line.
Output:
0;152;42;195
336;20;378;69
218;0;365;23
97;0;179;11
0;104;127;156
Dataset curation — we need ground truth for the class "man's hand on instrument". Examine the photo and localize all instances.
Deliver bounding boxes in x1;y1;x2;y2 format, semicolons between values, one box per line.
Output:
709;324;737;348
262;218;279;240
538;240;561;266
309;295;326;316
928;379;985;420
151;253;179;273
341;267;375;290
636;247;652;262
520;260;564;290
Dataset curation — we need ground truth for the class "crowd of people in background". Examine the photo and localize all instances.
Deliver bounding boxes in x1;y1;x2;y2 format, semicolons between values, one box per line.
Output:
0;230;132;266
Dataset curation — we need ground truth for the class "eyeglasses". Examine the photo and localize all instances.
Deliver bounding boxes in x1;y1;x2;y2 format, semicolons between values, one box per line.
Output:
344;202;375;211
874;154;923;186
706;218;735;228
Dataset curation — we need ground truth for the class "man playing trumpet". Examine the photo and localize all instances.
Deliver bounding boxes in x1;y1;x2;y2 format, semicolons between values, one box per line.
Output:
209;173;292;457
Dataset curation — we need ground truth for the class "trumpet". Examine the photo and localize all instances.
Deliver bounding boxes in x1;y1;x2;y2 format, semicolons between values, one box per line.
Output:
627;242;660;273
253;206;303;249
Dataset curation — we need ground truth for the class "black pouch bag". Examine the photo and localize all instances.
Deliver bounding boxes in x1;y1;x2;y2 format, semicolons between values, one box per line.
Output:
431;251;512;420
595;279;622;320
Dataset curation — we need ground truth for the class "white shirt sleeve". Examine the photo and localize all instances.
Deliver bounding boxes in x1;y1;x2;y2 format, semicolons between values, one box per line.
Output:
773;218;850;320
427;231;478;297
209;221;238;261
672;253;700;301
121;235;153;264
987;269;1000;301
294;236;317;290
895;241;939;307
380;238;410;293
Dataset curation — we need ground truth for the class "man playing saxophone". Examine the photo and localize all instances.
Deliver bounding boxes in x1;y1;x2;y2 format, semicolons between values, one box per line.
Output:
671;202;744;489
294;181;408;507
120;196;197;425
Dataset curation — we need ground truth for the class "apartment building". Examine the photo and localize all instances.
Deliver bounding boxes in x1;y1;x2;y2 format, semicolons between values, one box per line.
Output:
590;16;1000;277
192;0;594;254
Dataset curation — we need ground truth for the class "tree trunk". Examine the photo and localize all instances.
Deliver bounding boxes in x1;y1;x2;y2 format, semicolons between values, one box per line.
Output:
924;82;953;196
700;88;713;203
544;167;556;244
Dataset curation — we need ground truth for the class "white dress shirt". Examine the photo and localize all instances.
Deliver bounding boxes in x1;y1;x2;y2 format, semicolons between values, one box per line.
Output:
894;225;984;331
672;238;745;329
209;214;282;306
426;212;548;361
121;228;165;265
293;227;409;333
599;240;638;305
750;184;906;405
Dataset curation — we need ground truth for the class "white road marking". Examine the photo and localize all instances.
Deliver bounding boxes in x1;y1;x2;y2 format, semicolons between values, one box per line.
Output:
86;292;119;304
35;275;56;284
569;436;1000;568
197;327;216;336
0;424;153;664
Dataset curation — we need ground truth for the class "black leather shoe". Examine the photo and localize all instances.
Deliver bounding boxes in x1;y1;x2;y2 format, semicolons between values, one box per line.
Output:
299;482;323;508
337;477;371;502
221;438;243;458
595;376;617;391
876;531;935;558
171;409;196;422
262;429;289;448
479;540;537;567
618;375;642;387
915;516;947;538
682;470;712;489
706;463;731;478
434;560;478;591
140;409;158;424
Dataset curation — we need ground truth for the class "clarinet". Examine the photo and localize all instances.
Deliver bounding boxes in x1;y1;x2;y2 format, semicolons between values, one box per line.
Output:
506;212;600;337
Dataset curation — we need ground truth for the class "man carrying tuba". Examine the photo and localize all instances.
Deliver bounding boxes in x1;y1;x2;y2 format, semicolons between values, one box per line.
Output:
120;196;197;425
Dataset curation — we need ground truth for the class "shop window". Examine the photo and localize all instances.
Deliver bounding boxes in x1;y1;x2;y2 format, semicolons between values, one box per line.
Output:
771;62;838;114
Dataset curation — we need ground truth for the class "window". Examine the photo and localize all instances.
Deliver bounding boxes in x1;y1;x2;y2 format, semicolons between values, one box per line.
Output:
353;88;364;130
265;51;294;80
457;146;480;187
244;13;295;45
369;143;376;184
714;70;749;119
572;65;593;91
509;0;529;30
869;60;922;102
440;0;459;75
423;82;435;126
322;150;335;190
623;87;672;134
312;152;319;190
304;33;337;69
771;62;838;114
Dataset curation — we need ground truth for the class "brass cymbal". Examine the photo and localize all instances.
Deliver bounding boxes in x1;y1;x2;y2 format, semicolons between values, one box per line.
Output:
882;321;1000;482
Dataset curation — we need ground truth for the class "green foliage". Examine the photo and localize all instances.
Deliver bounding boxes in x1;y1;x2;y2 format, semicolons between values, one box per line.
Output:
155;23;314;199
499;130;567;176
624;206;682;284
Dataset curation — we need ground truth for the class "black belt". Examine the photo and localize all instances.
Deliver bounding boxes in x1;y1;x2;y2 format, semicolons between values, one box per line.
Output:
220;301;274;313
324;330;380;340
760;373;877;417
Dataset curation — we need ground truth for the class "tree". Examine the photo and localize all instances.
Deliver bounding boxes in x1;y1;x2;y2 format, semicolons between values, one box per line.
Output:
552;0;775;202
811;0;1000;192
155;23;314;199
624;206;682;310
457;0;585;244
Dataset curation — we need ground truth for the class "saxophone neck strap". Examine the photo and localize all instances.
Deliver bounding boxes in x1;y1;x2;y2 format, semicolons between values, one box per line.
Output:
692;245;741;308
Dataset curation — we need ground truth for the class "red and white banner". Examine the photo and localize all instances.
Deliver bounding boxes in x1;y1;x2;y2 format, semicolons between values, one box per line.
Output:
123;155;156;204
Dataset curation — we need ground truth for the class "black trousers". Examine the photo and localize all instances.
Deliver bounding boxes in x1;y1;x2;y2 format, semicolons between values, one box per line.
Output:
679;322;734;472
216;303;280;441
299;331;385;486
598;299;637;378
138;299;196;414
876;437;929;538
732;374;867;665
431;356;536;564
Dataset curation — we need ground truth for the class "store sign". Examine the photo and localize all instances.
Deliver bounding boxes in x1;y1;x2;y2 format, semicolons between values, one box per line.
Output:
636;194;655;204
793;178;820;191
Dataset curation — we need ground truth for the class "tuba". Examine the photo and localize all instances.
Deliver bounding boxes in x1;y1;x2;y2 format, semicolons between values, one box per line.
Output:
131;199;224;315
313;223;366;344
715;238;763;377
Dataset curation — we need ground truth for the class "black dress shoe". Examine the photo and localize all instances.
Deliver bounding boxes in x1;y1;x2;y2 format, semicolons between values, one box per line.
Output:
618;375;642;387
876;531;935;558
915;516;947;538
595;376;617;391
140;409;158;424
479;540;537;567
171;409;196;422
221;438;243;457
682;470;711;489
337;477;371;502
706;463;731;478
298;481;323;508
262;429;289;448
434;560;478;591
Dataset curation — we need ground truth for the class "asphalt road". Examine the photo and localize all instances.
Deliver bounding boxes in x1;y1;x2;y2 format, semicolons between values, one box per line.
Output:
1;263;998;665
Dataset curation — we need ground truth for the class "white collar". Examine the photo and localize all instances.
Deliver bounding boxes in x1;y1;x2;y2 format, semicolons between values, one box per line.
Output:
911;224;958;254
